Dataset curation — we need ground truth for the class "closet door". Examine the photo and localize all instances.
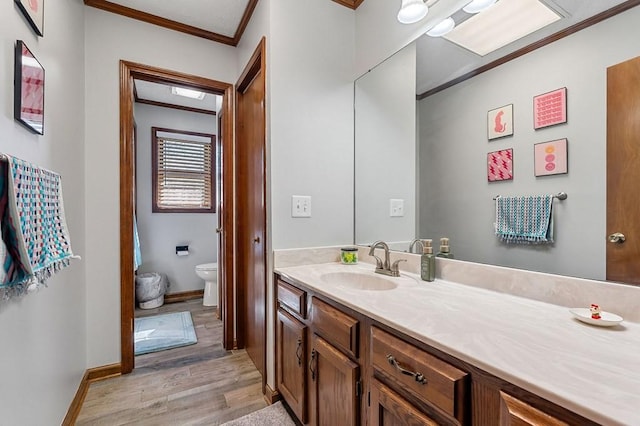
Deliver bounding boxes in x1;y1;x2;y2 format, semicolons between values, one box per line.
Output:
607;56;640;284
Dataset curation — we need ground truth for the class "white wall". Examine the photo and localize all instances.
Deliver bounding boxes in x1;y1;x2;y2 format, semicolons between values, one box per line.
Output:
238;0;355;392
269;0;355;250
0;0;86;424
418;6;640;280
134;104;218;294
84;8;237;367
355;43;416;247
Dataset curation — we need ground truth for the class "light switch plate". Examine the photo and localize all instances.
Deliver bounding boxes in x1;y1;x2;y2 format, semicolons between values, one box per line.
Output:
292;195;312;217
390;199;404;217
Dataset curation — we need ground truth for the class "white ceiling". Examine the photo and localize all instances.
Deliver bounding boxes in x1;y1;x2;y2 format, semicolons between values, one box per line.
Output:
108;0;250;37
134;79;220;113
85;0;256;45
92;0;632;98
416;0;629;95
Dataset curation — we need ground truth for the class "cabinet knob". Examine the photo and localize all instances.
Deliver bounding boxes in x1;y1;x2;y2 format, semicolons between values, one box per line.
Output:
608;232;626;244
253;236;261;244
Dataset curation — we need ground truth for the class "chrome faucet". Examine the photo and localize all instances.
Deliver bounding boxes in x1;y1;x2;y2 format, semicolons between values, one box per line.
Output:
408;239;424;254
368;240;406;277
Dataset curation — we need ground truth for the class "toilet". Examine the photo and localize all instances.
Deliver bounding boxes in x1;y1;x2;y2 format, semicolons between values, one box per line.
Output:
195;263;218;306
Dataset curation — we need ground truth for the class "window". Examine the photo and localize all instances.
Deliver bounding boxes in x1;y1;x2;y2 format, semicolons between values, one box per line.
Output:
152;127;216;213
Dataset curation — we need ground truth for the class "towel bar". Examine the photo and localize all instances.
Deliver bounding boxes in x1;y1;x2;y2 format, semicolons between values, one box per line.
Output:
493;192;567;200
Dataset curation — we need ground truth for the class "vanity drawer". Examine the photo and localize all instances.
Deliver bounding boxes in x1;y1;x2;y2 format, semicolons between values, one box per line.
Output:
371;326;467;423
311;297;359;358
277;279;307;319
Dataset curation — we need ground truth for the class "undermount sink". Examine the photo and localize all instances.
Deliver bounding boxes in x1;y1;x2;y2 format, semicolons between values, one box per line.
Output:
320;271;399;291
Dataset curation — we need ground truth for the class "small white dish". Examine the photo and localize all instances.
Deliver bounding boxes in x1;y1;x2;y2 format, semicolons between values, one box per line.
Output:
569;308;623;327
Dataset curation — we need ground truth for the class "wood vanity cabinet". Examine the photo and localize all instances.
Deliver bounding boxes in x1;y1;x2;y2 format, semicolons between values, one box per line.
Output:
498;392;568;426
370;325;468;425
276;308;307;422
308;333;360;425
370;378;439;425
276;279;308;422
275;274;599;426
276;277;362;426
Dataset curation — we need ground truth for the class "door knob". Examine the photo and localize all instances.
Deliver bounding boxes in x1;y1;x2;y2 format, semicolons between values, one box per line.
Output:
253;236;261;244
608;232;626;244
216;228;222;233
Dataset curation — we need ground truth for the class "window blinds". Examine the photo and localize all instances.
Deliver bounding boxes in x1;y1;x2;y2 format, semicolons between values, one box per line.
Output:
156;137;212;210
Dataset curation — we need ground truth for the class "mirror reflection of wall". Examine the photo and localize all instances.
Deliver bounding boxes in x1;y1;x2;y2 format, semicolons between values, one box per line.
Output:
355;43;417;250
354;4;640;281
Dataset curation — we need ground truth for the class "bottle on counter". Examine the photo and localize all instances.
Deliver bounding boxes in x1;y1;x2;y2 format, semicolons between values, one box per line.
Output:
421;239;435;282
436;237;454;259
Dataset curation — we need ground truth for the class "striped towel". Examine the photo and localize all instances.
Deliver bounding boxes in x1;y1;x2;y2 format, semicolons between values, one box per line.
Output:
495;195;554;244
0;155;75;300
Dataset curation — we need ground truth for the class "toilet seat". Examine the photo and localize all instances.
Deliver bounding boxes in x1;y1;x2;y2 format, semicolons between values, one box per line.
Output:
196;262;218;272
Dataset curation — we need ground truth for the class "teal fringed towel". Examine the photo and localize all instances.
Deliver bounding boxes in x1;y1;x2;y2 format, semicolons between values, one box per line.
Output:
495;195;554;244
1;155;76;300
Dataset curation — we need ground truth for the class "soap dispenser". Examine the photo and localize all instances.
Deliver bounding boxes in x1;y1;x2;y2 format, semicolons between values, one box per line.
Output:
421;239;435;282
437;237;454;259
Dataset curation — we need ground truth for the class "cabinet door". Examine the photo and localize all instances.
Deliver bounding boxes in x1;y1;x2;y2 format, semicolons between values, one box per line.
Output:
277;309;307;423
499;391;568;426
309;334;360;426
370;379;439;426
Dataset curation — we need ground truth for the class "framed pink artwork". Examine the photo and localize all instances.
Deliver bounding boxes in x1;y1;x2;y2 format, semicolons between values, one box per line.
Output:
487;104;513;140
533;87;567;129
15;0;44;36
487;148;513;182
14;40;45;135
534;139;567;177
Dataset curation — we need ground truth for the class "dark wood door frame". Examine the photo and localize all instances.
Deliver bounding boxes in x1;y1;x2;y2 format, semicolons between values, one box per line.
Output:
119;60;235;374
235;37;267;390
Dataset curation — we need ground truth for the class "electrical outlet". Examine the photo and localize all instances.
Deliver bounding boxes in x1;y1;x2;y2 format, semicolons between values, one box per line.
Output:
292;195;312;217
390;199;404;217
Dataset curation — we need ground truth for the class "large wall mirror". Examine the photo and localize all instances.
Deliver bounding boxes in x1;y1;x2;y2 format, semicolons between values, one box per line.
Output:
355;1;640;282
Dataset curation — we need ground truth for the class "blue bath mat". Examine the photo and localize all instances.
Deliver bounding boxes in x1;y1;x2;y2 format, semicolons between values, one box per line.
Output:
134;311;197;356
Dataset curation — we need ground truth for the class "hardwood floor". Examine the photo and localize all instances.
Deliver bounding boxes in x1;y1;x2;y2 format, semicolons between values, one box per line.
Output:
76;299;268;425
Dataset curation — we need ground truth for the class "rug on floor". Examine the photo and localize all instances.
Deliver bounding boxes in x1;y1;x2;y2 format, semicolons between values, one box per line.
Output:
221;401;296;426
134;311;197;356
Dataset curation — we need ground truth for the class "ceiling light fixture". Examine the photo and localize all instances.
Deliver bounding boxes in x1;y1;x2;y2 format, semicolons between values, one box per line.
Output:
463;0;497;14
427;17;456;37
171;86;206;100
445;0;561;56
397;0;428;24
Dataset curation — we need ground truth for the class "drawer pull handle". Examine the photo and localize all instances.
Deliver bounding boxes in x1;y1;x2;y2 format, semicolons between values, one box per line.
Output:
296;337;303;366
310;349;317;381
387;354;428;385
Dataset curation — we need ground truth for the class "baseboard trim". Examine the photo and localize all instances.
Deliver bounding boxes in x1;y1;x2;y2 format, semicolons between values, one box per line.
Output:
87;363;122;382
264;383;281;404
62;363;122;425
164;289;204;304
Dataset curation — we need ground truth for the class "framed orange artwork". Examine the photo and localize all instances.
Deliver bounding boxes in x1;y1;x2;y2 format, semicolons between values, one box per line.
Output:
487;104;513;140
15;0;44;36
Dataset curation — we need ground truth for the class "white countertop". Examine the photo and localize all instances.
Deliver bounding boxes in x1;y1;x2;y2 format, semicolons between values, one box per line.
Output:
275;262;640;426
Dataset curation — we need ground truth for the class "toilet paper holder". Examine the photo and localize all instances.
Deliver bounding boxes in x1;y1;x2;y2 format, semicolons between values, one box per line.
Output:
176;245;189;256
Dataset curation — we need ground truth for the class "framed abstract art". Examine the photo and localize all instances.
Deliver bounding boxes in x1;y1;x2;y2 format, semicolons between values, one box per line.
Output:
14;40;45;135
15;0;44;36
487;148;513;182
534;139;568;177
533;88;567;129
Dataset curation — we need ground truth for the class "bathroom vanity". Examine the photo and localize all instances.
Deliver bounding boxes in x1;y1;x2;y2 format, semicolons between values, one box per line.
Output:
274;257;640;426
